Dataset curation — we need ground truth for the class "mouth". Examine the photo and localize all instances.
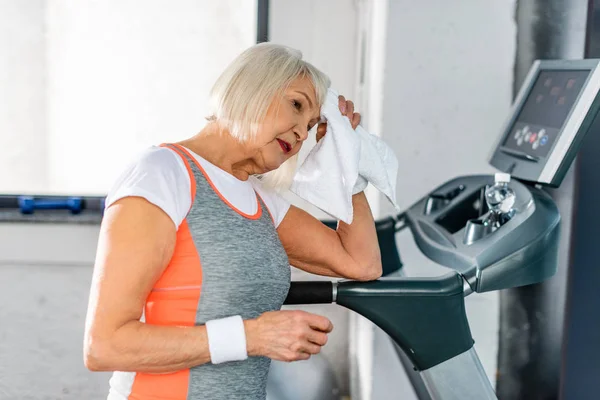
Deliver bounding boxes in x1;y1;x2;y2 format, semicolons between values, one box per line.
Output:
277;138;293;153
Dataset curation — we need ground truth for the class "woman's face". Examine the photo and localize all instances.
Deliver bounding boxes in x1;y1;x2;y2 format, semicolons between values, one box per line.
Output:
252;77;321;173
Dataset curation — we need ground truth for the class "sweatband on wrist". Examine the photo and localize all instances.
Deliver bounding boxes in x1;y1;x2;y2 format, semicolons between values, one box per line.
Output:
205;315;248;364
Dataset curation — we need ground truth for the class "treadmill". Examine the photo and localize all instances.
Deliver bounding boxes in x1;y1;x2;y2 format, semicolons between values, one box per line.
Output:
284;59;600;399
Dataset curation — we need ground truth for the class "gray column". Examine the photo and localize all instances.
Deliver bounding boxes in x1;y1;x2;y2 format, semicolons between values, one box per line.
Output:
561;2;600;398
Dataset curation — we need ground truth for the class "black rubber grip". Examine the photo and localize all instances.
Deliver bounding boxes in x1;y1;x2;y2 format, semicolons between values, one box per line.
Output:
284;281;334;305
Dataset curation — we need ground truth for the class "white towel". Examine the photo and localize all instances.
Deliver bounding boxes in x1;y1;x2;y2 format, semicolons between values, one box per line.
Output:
290;88;399;224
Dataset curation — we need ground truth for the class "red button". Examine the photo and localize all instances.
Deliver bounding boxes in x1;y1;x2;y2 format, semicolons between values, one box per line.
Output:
530;133;537;143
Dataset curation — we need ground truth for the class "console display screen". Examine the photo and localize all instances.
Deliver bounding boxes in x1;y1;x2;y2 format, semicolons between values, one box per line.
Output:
503;70;590;158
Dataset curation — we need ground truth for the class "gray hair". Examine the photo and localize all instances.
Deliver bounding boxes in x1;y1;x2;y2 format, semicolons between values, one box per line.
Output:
207;42;330;191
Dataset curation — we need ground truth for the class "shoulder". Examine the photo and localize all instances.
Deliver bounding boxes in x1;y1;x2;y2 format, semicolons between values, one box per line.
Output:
110;146;191;198
105;146;192;229
135;145;186;171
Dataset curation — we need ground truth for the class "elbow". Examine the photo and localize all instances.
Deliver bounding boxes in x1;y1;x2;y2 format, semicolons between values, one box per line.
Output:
84;353;103;372
355;267;382;281
350;256;383;282
83;334;116;372
369;266;383;281
84;319;139;372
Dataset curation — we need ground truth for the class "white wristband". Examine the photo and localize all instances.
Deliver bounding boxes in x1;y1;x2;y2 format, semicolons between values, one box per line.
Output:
205;315;248;364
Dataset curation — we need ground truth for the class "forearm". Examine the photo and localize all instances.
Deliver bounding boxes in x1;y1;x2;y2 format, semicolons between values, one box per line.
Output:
85;320;213;373
336;192;382;279
278;196;382;281
87;319;260;373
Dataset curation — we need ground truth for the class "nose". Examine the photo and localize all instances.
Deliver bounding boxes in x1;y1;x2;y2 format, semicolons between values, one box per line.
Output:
294;124;309;142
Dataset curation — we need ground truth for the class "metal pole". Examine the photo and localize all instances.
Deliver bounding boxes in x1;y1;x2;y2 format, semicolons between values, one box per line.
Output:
256;0;269;43
560;2;600;398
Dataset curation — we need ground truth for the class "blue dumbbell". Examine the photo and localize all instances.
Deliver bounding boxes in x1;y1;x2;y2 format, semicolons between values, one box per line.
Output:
18;196;83;215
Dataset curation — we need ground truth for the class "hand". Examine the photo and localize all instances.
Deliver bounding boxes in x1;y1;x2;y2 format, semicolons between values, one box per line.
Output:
316;95;361;142
244;310;333;362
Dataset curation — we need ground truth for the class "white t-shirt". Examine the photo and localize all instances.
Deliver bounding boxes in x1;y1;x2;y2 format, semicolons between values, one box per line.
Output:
105;146;291;229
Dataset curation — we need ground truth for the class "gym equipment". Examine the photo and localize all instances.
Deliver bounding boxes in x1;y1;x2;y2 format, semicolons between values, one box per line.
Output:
17;196;83;214
0;195;104;216
285;59;600;399
0;195;105;224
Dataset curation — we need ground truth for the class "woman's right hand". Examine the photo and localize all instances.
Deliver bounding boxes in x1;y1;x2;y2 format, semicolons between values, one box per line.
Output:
244;310;333;362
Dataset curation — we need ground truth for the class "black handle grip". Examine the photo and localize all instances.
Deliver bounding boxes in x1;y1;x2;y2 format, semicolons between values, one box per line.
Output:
284;281;334;305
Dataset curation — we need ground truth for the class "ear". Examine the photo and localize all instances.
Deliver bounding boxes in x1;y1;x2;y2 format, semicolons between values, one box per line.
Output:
316;122;327;143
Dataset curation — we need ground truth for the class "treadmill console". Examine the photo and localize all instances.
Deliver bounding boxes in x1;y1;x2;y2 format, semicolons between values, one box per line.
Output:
406;59;600;293
406;176;560;293
490;59;600;187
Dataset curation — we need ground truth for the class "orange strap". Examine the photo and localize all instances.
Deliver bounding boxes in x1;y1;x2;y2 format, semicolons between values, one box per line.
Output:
160;143;197;209
168;143;262;220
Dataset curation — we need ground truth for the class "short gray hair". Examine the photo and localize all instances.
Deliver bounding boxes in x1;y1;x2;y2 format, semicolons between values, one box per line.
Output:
207;42;330;191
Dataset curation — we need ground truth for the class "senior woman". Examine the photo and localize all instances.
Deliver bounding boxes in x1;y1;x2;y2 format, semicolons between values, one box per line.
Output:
84;42;382;400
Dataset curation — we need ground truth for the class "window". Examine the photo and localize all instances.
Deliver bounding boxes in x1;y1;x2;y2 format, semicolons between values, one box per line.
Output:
0;0;257;195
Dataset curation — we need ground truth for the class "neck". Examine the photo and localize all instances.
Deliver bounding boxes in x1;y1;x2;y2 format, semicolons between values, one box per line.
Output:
177;123;260;181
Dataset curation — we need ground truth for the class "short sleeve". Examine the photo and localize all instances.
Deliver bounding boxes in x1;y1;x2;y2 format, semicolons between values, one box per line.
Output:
104;146;192;229
250;177;291;228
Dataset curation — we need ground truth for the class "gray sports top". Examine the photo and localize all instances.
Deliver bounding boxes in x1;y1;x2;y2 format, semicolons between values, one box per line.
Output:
107;143;291;400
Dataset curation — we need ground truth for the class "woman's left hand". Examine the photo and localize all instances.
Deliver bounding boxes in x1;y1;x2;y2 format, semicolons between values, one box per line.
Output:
316;95;361;142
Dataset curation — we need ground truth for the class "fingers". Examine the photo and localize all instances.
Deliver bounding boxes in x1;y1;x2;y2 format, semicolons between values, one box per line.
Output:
338;95;354;117
338;95;347;114
305;313;334;333
351;112;361;130
346;100;355;118
283;329;324;361
302;343;323;355
338;95;361;129
291;343;322;361
259;310;332;362
296;352;311;361
307;330;329;346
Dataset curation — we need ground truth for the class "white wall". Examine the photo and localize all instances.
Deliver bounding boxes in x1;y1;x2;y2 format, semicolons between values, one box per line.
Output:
269;0;360;395
380;1;516;214
46;0;256;195
271;0;360;220
0;0;257;196
0;0;47;194
370;1;517;399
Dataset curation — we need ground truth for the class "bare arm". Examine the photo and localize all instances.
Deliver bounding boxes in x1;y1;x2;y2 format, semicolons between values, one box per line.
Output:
277;95;382;281
84;197;212;372
277;192;382;281
84;197;333;373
